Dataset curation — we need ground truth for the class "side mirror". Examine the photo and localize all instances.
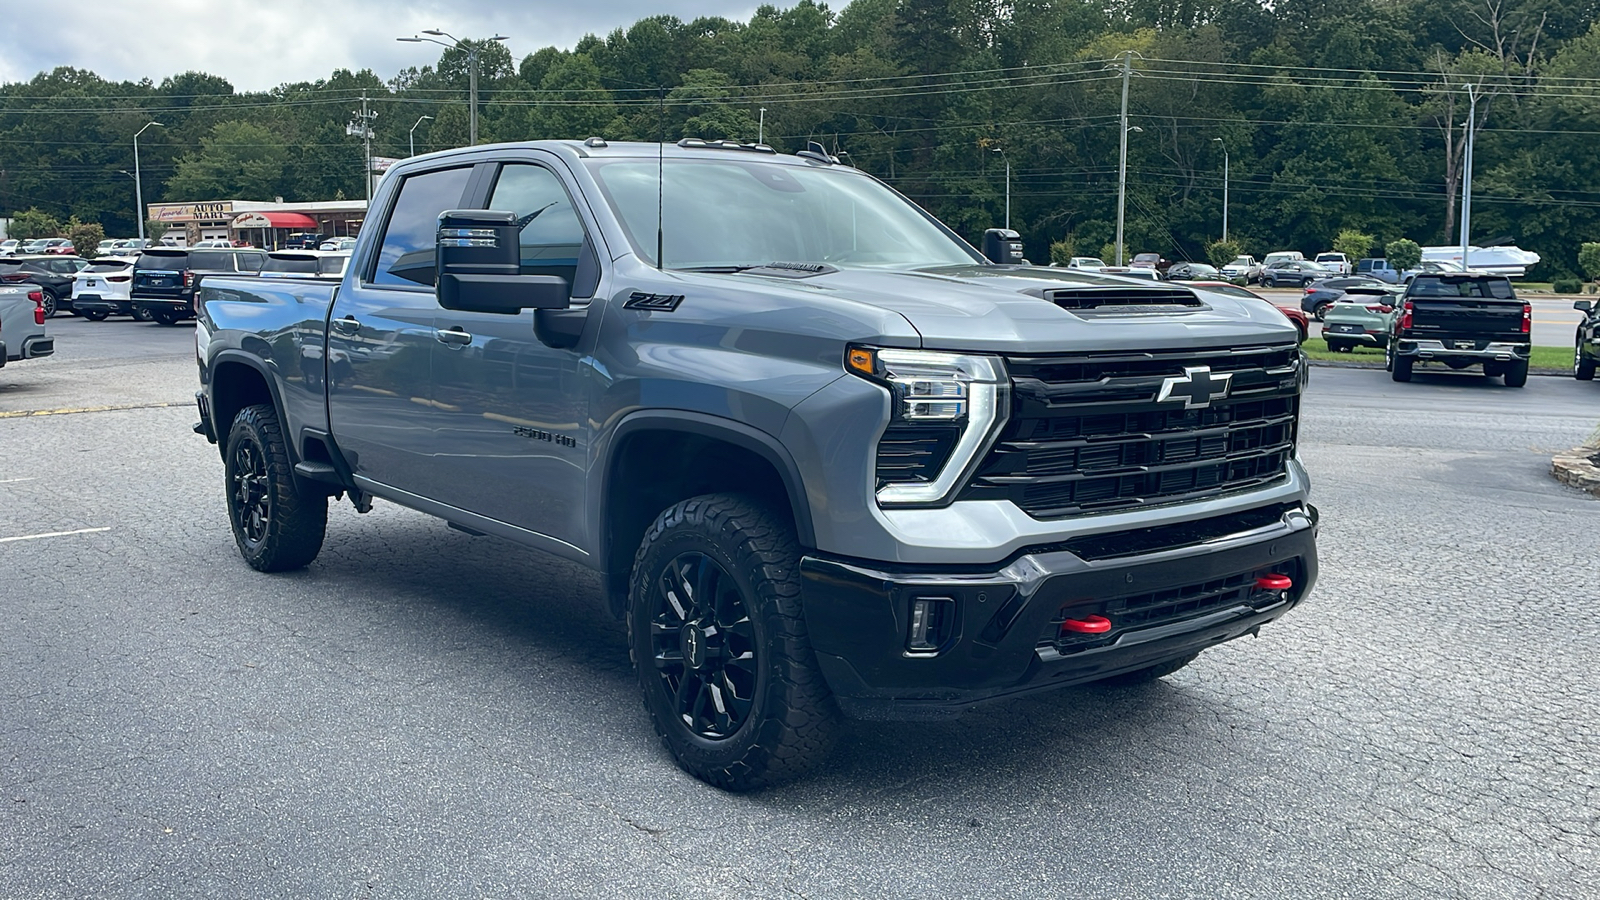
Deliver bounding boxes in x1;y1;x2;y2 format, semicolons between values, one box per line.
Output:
1574;299;1594;313
982;228;1025;265
436;209;570;314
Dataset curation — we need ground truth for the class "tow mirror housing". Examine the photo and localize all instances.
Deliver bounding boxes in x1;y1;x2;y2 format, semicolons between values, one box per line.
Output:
1574;299;1594;313
982;228;1025;265
436;209;569;314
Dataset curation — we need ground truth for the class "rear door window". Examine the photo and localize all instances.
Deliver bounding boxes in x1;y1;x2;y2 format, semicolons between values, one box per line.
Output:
370;166;474;287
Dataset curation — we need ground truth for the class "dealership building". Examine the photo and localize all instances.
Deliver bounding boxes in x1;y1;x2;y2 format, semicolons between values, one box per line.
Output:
146;199;368;248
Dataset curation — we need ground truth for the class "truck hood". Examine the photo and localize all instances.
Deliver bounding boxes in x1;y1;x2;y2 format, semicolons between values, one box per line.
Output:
677;263;1299;353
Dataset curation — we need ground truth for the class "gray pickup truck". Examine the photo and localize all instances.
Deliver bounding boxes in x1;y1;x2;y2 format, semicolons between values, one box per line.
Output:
0;282;54;367
194;139;1319;789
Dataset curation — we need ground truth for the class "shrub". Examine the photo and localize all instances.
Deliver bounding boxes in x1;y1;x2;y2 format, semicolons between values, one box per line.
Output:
1385;239;1422;272
1049;238;1075;267
1206;239;1242;269
70;221;105;258
1332;228;1375;264
1552;277;1582;294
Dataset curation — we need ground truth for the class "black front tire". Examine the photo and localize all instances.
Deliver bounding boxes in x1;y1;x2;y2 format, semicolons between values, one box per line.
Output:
224;403;327;572
628;494;839;791
1576;337;1596;381
1391;355;1413;382
1093;653;1199;687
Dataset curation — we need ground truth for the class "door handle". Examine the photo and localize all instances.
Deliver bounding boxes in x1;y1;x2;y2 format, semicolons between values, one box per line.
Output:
331;316;360;335
435;326;472;346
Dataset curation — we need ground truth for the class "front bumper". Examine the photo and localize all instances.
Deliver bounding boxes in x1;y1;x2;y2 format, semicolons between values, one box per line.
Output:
1394;339;1529;362
801;503;1319;720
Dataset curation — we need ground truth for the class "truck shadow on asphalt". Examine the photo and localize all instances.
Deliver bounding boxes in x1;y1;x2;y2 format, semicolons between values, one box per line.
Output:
286;510;1227;799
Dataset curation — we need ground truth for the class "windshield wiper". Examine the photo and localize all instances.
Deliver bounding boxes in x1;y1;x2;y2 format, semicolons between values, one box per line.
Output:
676;262;836;277
676;264;766;273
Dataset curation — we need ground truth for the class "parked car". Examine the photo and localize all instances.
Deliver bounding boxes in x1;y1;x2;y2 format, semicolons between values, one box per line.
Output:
37;238;76;255
1261;260;1333;288
1097;266;1162;281
1188;280;1308;341
1354;258;1399;283
283;232;327;249
1572;298;1599;381
1313;252;1350;275
1300;275;1388;319
1262;251;1304;269
0;282;54;366
192;239;236;249
132;247;267;326
317;237;357;252
70;258;139;320
1321;286;1402;352
0;255;89;316
1065;256;1107;269
1388;274;1531;386
1164;262;1220;281
1130;252;1170;272
1219;255;1263;283
0;239;20;256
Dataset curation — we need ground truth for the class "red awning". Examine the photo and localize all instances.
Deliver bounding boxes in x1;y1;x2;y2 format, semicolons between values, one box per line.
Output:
231;211;318;229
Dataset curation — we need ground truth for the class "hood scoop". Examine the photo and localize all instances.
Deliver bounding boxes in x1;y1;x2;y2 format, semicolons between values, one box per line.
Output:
1046;286;1206;315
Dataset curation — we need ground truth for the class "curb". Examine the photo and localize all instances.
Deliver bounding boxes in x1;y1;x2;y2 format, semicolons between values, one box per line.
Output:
1552;447;1600;499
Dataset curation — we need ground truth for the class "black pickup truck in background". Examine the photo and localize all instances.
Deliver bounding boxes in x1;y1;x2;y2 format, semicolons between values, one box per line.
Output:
1387;274;1532;386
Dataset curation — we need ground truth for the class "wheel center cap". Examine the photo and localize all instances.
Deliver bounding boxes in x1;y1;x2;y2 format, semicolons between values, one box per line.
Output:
681;624;706;670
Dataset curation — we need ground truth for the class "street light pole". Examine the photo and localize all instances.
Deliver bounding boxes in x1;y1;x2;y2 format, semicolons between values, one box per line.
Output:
409;115;433;157
133;121;163;244
401;31;508;147
1459;83;1480;271
758;107;766;145
991;146;1010;230
1212;137;1228;243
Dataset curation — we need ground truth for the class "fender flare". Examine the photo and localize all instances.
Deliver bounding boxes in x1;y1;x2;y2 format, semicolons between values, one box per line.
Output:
594;409;817;552
207;348;292;457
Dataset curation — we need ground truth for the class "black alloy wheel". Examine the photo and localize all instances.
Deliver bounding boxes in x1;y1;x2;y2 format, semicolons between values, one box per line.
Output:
647;552;759;741
628;494;838;791
39;290;57;318
223;403;327;571
1313;301;1331;321
1576;334;1596;381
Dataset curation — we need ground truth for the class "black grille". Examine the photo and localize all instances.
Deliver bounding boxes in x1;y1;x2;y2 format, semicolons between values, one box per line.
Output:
962;345;1301;517
875;426;960;486
1046;287;1204;311
1042;559;1303;654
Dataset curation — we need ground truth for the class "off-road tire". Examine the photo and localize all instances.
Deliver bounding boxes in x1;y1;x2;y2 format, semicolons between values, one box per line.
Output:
1576;336;1595;381
1503;359;1529;388
627;493;839;791
224;403;326;572
1093;652;1199;687
1391;355;1413;382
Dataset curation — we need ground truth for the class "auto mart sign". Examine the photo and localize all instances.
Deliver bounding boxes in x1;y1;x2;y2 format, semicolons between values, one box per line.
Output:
150;202;235;222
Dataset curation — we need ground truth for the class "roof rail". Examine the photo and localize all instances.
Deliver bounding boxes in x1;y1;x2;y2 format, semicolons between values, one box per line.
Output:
676;138;777;154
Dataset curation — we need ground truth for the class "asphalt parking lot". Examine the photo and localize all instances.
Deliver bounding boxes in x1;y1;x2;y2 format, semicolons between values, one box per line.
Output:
3;317;1597;898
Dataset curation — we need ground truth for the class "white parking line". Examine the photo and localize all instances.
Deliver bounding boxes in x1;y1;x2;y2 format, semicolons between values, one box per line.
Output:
0;477;36;484
0;527;112;544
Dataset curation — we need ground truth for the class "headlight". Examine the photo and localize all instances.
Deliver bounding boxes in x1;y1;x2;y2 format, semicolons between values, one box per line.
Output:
846;346;1008;507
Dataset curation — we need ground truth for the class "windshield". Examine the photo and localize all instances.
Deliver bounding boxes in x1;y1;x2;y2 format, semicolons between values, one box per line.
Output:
583;158;979;269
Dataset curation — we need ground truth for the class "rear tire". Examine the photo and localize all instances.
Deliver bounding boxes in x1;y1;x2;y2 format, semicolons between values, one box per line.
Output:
1576;337;1596;381
223;403;327;572
40;290;57;318
133;307;154;322
1313;301;1331;321
1094;653;1199;687
1503;359;1529;388
628;493;839;791
1391;355;1413;382
152;309;185;326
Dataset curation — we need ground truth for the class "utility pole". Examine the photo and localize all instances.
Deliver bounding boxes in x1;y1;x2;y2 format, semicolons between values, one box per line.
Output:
347;94;376;203
1459;83;1480;271
758;107;766;144
1115;51;1134;267
992;146;1010;230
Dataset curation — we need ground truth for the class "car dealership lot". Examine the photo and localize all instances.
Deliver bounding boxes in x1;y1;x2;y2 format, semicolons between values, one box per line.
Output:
2;319;1596;898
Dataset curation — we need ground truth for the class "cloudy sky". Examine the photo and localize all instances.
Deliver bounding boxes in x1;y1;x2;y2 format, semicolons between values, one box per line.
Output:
0;0;764;91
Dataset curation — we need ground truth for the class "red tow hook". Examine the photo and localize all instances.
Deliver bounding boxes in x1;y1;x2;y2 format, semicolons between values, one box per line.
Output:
1256;573;1293;591
1061;614;1112;634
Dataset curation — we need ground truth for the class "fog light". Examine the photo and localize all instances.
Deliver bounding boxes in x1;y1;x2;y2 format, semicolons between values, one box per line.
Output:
907;597;955;653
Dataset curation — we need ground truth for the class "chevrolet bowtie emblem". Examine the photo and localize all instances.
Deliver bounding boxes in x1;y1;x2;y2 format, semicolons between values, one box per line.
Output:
1157;366;1232;409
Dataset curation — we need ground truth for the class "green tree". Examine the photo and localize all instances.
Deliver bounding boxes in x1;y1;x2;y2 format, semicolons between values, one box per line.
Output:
1579;243;1600;282
1049;237;1076;266
670;69;759;141
1333;228;1376;263
1207;239;1243;269
1385;238;1422;271
167;120;289;200
8;209;63;240
69;220;105;257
